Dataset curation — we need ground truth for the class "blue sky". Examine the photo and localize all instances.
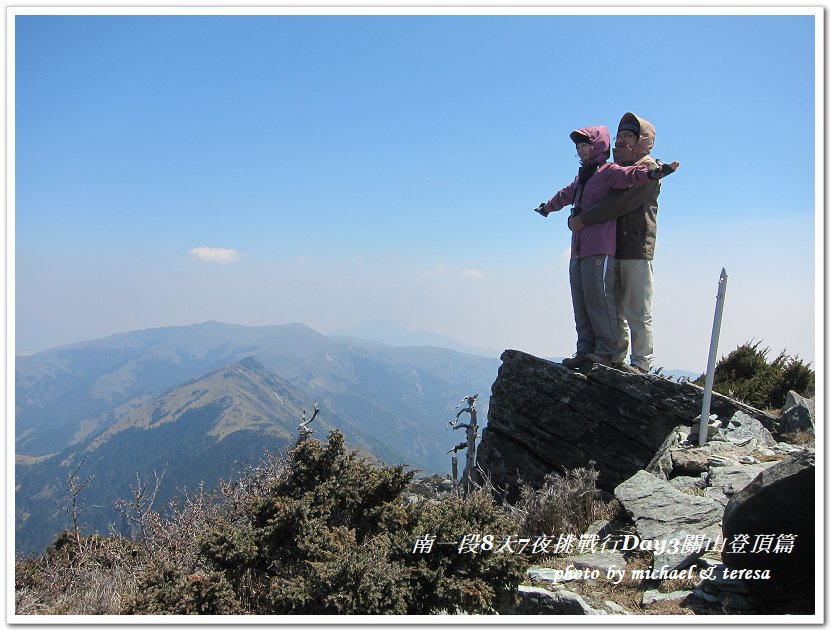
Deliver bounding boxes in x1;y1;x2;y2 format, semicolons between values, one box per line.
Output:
11;8;820;373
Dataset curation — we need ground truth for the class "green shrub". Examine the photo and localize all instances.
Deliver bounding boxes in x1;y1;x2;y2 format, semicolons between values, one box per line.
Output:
404;489;527;614
18;430;527;615
123;562;242;614
267;534;410;615
200;518;258;577
694;341;815;409
199;430;525;615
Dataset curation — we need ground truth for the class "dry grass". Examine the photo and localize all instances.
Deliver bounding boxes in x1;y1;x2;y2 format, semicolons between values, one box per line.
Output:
510;465;617;539
779;430;815;446
752;450;787;463
520;535;731;616
15;537;144;615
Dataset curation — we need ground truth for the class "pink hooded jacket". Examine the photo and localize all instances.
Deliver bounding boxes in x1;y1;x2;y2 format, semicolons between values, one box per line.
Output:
542;125;654;259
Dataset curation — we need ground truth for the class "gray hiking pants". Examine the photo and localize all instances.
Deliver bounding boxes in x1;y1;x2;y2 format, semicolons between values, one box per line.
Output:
569;254;619;357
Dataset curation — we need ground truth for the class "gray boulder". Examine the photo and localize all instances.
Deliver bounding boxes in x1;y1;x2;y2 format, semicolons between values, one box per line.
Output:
642;589;693;606
585;517;629;540
614;470;722;572
779;391;815;434
670;447;711;475
477;350;778;496
527;567;581;585
721;450;815;595
688;415;720;443
669;474;707;493
569;550;628;574
704;462;777;508
514;586;602;615
603;600;633;615
645;426;686;480
715;411;777;448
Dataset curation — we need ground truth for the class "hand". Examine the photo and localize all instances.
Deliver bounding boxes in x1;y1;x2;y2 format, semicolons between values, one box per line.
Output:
568;215;585;232
534;203;549;217
648;160;680;180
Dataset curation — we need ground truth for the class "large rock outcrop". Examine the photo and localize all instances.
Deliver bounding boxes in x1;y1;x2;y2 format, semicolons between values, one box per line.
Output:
721;450;815;594
477;350;778;497
480;350;815;615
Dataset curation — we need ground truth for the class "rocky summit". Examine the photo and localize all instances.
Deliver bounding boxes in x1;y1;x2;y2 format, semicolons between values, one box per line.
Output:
477;349;778;497
477;349;816;615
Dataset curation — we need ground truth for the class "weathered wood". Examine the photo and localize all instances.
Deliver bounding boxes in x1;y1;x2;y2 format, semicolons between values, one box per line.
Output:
448;394;480;497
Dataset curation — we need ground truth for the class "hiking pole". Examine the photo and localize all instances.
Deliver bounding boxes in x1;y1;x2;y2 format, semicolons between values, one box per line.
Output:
699;268;729;446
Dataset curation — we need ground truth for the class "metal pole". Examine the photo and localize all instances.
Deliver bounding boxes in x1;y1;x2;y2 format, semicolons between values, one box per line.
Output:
699;268;729;446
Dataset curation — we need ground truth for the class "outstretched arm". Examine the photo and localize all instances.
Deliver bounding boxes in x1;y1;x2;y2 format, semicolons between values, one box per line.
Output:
649;161;680;179
575;181;657;227
534;179;577;217
571;161;679;230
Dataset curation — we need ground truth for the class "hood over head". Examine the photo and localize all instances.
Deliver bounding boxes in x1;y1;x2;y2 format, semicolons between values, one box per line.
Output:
569;125;610;166
613;112;655;164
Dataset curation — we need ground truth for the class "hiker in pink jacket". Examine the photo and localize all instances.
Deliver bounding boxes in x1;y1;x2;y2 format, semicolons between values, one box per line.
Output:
535;124;678;370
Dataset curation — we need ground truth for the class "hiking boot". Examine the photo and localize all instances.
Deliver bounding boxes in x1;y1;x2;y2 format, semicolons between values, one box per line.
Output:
613;362;647;375
561;353;589;369
585;353;613;366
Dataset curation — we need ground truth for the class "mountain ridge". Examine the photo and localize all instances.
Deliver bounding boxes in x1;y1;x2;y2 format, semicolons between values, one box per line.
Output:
15;321;339;455
15;321;501;554
328;319;503;358
15;359;299;554
86;356;309;449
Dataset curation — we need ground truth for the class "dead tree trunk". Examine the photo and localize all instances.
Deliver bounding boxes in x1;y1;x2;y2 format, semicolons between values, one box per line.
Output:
446;394;479;496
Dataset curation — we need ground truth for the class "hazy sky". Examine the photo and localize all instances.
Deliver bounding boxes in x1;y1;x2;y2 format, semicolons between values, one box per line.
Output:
11;6;820;373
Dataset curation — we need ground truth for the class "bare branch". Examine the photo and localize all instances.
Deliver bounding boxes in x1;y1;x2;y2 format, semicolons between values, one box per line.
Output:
113;466;167;554
297;403;320;443
61;458;94;553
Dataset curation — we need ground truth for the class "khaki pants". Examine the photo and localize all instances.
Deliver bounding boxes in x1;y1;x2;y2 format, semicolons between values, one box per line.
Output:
614;259;654;371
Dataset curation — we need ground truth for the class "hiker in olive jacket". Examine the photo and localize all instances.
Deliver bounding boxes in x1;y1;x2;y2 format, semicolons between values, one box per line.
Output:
568;112;664;374
536;124;677;370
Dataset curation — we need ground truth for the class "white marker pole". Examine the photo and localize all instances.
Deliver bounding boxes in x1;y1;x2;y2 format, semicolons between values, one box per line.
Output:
699;268;729;446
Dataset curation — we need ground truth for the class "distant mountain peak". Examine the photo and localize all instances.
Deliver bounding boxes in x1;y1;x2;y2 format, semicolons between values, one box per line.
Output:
236;355;268;371
328;320;502;358
88;357;308;450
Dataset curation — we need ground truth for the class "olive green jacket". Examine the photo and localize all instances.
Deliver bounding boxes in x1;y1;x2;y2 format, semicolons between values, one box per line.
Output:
577;113;662;260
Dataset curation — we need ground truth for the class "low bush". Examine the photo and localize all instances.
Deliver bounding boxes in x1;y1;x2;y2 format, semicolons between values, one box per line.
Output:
694;341;814;410
123;562;242;615
510;464;616;542
197;430;526;615
15;532;144;615
24;430;526;616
